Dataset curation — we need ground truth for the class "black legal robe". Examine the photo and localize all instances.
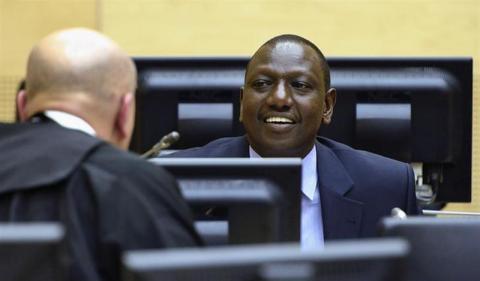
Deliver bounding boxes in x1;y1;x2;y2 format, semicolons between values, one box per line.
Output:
0;121;202;281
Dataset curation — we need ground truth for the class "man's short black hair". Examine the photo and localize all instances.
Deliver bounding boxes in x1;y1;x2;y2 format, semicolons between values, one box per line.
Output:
245;34;331;91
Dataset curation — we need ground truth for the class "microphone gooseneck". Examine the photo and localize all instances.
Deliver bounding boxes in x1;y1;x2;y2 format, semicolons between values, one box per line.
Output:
141;131;180;159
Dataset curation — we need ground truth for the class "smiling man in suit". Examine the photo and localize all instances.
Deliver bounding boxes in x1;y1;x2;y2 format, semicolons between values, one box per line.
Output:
168;34;419;248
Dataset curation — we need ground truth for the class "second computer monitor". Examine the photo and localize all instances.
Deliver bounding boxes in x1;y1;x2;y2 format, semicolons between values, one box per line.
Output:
150;158;301;245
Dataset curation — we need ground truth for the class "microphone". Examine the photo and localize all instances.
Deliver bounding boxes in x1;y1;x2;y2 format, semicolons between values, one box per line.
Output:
391;207;407;219
141;131;180;159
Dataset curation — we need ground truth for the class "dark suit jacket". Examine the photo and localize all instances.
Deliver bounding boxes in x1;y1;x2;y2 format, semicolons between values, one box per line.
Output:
168;136;419;240
0;121;202;281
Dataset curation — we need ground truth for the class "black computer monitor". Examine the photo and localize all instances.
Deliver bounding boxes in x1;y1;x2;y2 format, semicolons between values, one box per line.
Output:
326;58;472;204
150;158;301;245
132;56;472;204
379;217;480;281
122;238;408;281
0;223;66;281
131;57;246;152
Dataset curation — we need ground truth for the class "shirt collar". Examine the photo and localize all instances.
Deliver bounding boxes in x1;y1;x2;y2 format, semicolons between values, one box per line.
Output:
44;110;96;136
248;145;318;200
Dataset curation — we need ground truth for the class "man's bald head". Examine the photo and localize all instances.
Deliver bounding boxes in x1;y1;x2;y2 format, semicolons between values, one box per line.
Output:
20;28;137;149
26;28;136;100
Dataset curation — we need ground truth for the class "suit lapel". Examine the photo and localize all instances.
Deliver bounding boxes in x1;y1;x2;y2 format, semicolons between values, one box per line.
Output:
316;141;363;240
228;135;250;157
235;136;363;239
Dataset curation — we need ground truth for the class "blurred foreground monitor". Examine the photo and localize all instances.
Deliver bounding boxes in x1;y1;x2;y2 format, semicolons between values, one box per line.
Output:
0;223;66;281
123;238;408;281
380;217;480;281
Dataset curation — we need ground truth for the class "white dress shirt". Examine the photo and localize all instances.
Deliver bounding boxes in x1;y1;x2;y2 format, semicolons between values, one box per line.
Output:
249;146;325;249
43;110;96;136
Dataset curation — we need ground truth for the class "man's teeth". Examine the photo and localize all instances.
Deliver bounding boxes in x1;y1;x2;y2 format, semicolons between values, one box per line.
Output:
265;117;294;124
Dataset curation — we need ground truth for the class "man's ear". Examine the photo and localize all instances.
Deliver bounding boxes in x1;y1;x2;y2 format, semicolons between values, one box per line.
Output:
115;93;134;139
239;87;244;122
322;88;336;125
17;90;28;122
